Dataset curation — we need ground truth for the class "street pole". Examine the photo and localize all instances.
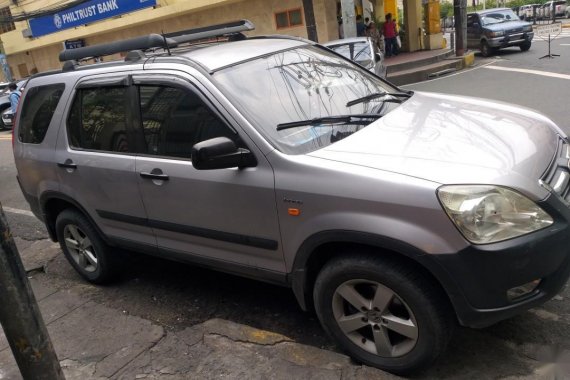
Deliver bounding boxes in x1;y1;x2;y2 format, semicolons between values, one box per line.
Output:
0;205;65;380
454;0;467;56
302;0;318;42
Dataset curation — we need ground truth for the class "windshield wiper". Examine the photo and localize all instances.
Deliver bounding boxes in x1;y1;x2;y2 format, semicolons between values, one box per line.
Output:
346;91;413;107
276;114;382;131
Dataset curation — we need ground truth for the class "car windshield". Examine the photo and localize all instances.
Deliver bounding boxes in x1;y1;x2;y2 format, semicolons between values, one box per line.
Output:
327;41;373;67
213;45;398;155
481;9;520;25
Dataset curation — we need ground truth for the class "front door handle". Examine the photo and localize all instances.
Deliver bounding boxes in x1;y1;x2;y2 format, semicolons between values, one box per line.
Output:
57;159;77;170
140;171;169;181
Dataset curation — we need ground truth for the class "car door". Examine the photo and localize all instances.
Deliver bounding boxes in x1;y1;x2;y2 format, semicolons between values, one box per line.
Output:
55;75;157;250
133;74;285;275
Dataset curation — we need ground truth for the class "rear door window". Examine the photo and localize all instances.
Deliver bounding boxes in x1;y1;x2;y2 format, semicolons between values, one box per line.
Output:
18;83;65;144
67;86;132;153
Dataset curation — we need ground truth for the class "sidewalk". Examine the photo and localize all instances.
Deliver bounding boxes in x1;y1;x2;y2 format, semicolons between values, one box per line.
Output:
0;239;396;380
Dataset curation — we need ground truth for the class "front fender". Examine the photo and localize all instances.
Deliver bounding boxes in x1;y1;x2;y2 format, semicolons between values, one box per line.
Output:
288;230;468;319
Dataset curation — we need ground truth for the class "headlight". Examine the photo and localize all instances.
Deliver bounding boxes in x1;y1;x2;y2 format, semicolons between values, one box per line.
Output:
488;30;504;37
437;185;553;244
523;25;533;32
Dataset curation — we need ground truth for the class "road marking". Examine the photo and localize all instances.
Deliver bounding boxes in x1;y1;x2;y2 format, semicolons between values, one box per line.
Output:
0;137;11;140
484;65;570;80
2;207;35;217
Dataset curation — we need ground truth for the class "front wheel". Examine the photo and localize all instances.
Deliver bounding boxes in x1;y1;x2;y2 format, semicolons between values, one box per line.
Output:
313;255;454;375
480;41;493;57
520;41;531;51
55;209;120;284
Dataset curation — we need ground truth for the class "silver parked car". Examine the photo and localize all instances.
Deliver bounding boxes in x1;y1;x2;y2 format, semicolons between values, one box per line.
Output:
0;79;26;129
13;20;570;375
519;4;540;20
323;37;387;78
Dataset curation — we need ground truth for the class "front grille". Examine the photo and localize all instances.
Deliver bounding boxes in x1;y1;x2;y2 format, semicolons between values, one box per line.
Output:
507;27;523;34
541;137;570;204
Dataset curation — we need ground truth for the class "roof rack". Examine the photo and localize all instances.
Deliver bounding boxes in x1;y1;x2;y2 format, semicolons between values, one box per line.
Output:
58;19;255;63
165;19;254;44
59;34;177;62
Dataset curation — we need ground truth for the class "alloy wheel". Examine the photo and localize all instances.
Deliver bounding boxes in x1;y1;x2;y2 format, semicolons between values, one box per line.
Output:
332;279;418;358
63;224;98;273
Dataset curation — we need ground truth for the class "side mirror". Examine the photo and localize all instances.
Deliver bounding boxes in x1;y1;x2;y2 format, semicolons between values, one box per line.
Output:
191;137;256;170
473;22;480;28
374;53;382;62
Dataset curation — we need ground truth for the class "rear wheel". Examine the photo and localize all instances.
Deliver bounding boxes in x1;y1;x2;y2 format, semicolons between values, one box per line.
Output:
313;255;454;375
520;41;531;52
55;209;120;284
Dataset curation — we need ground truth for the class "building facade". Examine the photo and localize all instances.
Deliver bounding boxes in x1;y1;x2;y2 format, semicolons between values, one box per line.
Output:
0;0;442;81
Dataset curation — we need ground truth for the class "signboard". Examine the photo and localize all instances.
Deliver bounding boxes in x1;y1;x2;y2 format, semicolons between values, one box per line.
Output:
534;22;562;38
29;0;157;38
64;39;85;49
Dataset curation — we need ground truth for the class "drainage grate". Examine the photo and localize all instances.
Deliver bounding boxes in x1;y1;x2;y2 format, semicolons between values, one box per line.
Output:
427;68;457;79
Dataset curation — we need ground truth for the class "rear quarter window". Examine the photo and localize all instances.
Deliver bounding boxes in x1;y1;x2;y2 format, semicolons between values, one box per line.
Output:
18;83;65;144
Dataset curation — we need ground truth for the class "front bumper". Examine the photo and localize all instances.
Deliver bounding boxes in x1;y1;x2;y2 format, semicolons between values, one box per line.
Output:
488;32;534;48
425;193;570;328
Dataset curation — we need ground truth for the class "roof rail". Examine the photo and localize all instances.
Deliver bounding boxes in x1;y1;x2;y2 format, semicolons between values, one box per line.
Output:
58;20;255;63
59;34;177;62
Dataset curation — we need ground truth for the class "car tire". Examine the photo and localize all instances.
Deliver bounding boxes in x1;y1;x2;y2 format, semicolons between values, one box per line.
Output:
520;41;531;52
55;209;120;284
313;254;454;375
480;41;493;57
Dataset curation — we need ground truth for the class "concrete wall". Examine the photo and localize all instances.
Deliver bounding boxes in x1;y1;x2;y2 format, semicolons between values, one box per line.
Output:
1;0;340;78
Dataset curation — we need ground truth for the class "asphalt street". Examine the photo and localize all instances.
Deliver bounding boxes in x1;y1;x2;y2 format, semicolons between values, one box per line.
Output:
405;30;570;134
1;34;570;378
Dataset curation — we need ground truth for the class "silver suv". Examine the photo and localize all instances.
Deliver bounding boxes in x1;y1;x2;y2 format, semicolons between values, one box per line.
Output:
13;21;570;375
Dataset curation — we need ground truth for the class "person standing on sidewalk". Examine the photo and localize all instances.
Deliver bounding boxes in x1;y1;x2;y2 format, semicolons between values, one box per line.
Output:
356;15;366;37
382;14;398;57
366;23;385;54
8;82;21;114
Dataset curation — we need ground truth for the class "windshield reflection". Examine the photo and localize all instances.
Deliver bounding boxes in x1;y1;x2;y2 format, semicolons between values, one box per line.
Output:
481;10;520;25
214;46;397;154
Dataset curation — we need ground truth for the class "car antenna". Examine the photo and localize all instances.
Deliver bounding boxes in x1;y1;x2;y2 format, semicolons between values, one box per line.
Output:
161;30;172;56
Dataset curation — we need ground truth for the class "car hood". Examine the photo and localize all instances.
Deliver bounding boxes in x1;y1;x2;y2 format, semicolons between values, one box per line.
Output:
308;92;560;190
483;20;531;31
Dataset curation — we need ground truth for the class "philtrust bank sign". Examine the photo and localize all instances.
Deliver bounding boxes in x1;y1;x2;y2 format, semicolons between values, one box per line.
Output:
29;0;157;38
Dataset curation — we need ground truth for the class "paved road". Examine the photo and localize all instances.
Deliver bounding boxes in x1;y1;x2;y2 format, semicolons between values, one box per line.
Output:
405;31;570;134
1;43;570;378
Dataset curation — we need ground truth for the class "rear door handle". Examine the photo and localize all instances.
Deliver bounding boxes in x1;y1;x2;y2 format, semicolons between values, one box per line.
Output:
57;160;77;169
140;171;169;181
